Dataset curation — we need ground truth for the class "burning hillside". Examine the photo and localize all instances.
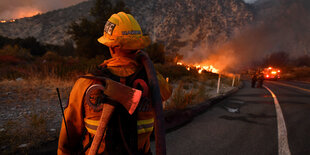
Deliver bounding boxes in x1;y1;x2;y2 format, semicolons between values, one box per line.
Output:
179;0;310;72
0;0;85;20
0;7;41;23
0;20;15;23
177;62;219;74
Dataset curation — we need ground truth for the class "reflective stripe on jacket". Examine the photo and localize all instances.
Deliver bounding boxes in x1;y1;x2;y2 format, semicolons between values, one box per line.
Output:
84;118;100;135
137;118;154;134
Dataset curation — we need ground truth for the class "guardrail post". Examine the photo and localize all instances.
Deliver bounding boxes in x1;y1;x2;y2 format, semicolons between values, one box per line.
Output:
217;74;221;94
232;75;235;87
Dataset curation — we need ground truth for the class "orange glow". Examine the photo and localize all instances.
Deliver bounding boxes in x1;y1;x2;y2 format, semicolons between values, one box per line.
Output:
177;62;183;65
268;67;272;69
271;71;277;74
278;70;280;72
1;8;40;23
177;62;219;74
3;7;42;20
16;9;41;19
266;75;269;78
0;19;15;23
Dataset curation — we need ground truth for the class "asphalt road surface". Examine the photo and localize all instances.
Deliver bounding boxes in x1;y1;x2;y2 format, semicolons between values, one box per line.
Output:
151;80;310;155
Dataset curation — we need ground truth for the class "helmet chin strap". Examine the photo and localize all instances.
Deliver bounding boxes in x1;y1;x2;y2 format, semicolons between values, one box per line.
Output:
109;47;116;56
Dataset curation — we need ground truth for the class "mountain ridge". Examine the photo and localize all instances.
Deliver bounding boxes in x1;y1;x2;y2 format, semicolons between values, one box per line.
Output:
0;0;254;54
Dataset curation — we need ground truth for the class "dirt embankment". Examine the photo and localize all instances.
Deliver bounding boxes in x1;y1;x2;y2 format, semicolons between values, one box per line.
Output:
0;78;73;154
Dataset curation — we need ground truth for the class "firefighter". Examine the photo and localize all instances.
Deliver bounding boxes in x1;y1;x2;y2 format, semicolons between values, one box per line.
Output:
257;72;264;88
251;72;257;88
58;12;172;155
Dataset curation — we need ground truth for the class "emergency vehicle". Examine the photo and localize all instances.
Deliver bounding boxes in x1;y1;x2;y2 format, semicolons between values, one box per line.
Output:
263;67;281;80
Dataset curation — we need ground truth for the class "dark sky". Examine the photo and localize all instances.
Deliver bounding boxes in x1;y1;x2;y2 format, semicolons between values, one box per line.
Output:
0;0;87;20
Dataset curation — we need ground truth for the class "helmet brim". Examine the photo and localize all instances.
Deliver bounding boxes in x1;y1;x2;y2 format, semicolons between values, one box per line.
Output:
98;35;151;50
97;36;114;46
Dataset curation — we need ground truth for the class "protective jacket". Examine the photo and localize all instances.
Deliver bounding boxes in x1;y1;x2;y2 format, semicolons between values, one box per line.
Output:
58;57;172;155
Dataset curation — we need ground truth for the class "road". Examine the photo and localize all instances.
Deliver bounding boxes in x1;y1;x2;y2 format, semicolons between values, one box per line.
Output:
151;80;310;155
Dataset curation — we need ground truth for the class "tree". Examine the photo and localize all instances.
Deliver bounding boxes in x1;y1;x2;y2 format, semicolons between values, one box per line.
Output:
0;35;11;49
294;55;310;67
68;0;130;58
263;51;290;68
15;37;46;56
58;40;75;56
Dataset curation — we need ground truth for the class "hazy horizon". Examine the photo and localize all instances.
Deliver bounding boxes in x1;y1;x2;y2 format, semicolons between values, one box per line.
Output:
0;0;88;20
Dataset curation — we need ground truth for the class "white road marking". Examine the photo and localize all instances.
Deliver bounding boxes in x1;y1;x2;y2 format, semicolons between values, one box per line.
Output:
263;85;291;155
268;81;310;93
229;100;245;104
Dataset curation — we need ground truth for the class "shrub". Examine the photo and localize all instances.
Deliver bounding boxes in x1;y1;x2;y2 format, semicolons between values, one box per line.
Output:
221;76;233;86
16;37;46;56
206;79;218;88
155;64;199;82
294;55;310;67
0;45;32;60
193;83;209;103
283;66;310;80
42;51;63;62
166;82;195;110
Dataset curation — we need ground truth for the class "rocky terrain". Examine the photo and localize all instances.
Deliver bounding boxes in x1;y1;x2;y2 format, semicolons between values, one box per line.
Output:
0;0;254;53
126;0;254;53
0;78;73;153
0;1;92;45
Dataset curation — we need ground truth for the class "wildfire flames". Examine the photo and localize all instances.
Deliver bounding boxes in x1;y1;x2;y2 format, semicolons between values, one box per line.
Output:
0;19;15;23
0;8;41;23
16;9;41;19
177;62;219;74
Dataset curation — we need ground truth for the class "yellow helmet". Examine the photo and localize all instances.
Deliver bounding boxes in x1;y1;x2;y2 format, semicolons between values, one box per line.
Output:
98;12;150;50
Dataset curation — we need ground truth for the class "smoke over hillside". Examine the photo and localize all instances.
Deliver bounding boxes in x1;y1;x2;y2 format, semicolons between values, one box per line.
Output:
0;0;87;20
181;0;310;72
243;0;259;4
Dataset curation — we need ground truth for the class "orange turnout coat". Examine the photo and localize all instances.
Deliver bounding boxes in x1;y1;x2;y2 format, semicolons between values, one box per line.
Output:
58;57;172;155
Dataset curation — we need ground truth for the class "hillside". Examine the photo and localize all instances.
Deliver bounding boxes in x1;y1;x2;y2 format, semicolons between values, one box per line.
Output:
0;1;92;45
0;0;254;53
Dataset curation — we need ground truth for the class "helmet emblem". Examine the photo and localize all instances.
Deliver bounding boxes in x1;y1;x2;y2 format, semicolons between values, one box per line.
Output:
104;21;116;35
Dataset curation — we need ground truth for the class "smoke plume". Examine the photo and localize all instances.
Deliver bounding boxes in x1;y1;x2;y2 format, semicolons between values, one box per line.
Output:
0;0;87;20
243;0;259;4
181;0;310;72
